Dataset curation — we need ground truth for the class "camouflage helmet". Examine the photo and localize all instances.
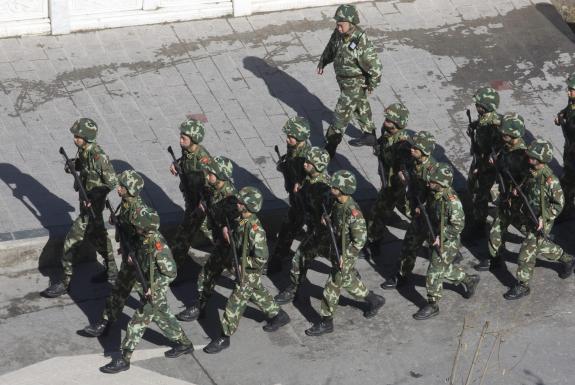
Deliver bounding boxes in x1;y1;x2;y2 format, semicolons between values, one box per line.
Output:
567;73;575;89
428;162;453;187
384;103;409;129
238;186;263;213
305;146;330;172
70;118;98;142
526;139;553;163
118;170;144;197
334;4;360;25
473;87;500;112
410;131;436;156
205;156;233;181
179;119;205;144
499;113;525;138
282;117;311;142
330;170;357;195
132;206;160;233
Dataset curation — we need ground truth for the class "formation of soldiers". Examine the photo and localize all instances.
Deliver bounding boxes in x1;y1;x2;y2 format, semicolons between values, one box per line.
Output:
37;4;575;374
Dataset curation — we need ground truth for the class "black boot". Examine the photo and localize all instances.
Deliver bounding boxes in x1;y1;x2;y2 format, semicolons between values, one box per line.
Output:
474;258;490;271
363;291;385;318
263;309;291;332
413;301;439;320
503;283;530;300
176;303;204;322
42;281;68;298
381;274;408;290
100;357;130;374
81;320;109;337
461;274;480;299
349;132;376;147
274;284;297;305
305;317;334;336
325;133;342;160
203;336;230;354
559;255;575;279
165;343;194;358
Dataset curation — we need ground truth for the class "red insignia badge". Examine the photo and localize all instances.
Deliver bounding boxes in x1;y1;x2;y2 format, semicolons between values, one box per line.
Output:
351;209;359;217
155;241;162;250
252;223;259;231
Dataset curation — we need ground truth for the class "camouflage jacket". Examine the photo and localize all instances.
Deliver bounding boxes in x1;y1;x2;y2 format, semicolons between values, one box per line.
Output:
206;180;238;232
233;215;268;276
118;195;147;252
557;101;575;145
471;111;502;162
301;170;331;232
278;141;310;193
76;142;117;200
407;156;438;209
318;26;382;90
377;129;410;181
330;197;367;259
498;138;528;198
179;145;211;204
522;166;564;226
428;187;465;243
139;231;177;293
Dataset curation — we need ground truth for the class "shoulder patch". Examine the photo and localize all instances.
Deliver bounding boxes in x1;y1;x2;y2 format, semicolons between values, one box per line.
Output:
546;176;553;185
94;153;99;161
252;223;259;231
448;195;456;201
155;241;163;251
200;156;210;164
351;209;360;217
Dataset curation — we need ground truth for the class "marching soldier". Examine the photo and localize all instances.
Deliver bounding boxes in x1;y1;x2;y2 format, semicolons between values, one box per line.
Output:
275;147;332;304
466;87;502;236
476;113;528;271
413;163;480;320
381;131;439;289
204;187;290;354
503;140;575;300
268;117;311;275
554;73;575;219
100;205;194;373
318;4;383;158
305;170;385;336
43;118;118;298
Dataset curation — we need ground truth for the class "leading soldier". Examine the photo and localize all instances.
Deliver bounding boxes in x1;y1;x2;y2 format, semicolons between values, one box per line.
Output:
318;4;383;158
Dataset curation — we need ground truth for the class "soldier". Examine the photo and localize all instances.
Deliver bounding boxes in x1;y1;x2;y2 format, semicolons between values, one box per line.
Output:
503;139;575;300
176;156;238;322
268;117;311;275
318;4;383;158
476;113;528;271
43;118;119;298
100;206;194;374
305;170;385;336
204;187;291;354
466;87;502;236
413;164;480;320
169;118;211;268
381;131;439;289
554;73;575;219
367;103;411;251
275;147;332;304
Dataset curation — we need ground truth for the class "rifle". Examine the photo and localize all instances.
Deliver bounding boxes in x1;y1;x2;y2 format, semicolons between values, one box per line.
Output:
274;144;305;210
490;147;506;196
225;217;243;284
105;199;151;302
59;147;96;220
167;146;191;197
322;202;343;269
378;157;388;189
466;109;476;156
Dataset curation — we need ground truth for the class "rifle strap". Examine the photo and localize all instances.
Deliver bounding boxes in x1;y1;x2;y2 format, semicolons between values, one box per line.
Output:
340;198;354;259
440;197;445;256
240;218;250;283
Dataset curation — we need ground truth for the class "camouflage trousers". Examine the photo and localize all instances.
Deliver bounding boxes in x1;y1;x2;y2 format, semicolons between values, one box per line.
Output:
467;161;496;225
319;252;369;318
197;241;232;304
398;217;427;277
62;207;117;285
560;145;575;211
426;237;467;303
222;270;280;336
102;261;136;323
325;79;375;139
170;206;205;268
272;192;305;263
288;231;329;286
368;176;408;242
122;274;191;357
516;223;572;285
488;204;523;259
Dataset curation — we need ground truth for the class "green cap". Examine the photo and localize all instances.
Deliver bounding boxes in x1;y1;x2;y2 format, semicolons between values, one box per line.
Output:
179;119;205;144
282;117;311;142
330;170;357;195
526;139;553;163
499;113;525;138
118;170;144;197
384;103;409;129
70;118;98;142
410;131;435;156
428;162;453;187
205;156;233;181
238;186;263;213
305;146;330;172
473;87;500;112
334;4;360;24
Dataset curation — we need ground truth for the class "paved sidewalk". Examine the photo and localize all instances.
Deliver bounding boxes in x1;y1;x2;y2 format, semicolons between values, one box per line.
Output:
0;0;573;244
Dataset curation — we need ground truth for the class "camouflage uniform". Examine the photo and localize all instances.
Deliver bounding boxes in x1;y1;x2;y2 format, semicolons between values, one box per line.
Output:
319;5;383;157
504;140;575;300
170;119;212;266
368;103;411;243
414;164;479;320
269;117;311;273
555;74;575;214
467;87;502;230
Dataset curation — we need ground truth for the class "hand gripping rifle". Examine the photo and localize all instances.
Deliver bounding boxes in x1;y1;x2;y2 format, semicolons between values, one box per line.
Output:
105;199;151;302
490;147;507;196
322;202;343;269
59;147;96;220
466;109;479;168
225;217;243;284
274;144;305;210
167;146;191;197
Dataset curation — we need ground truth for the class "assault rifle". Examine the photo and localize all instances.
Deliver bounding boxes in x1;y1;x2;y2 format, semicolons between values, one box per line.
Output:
105;199;151;302
59;147;96;219
225;217;243;284
490;147;507;196
322;202;343;269
274;144;305;210
167;146;191;197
